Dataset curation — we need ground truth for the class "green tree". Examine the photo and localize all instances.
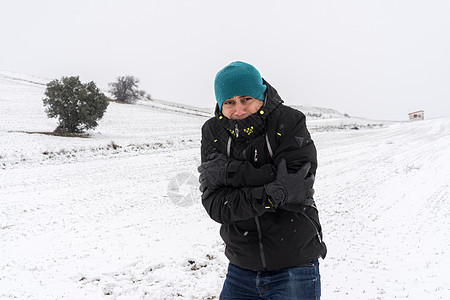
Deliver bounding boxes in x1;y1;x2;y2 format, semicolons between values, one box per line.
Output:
43;76;109;133
108;76;145;103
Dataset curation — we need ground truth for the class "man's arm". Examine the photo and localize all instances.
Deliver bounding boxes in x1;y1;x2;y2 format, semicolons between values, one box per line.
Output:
268;109;318;212
201;185;274;225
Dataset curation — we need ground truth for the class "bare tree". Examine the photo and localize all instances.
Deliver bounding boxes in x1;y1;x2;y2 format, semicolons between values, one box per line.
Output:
108;76;145;103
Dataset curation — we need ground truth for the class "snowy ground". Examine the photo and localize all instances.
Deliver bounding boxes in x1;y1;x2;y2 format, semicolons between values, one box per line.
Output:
1;71;449;299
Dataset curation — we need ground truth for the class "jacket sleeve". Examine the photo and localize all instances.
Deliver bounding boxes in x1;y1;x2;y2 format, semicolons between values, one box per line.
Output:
200;120;275;225
202;186;275;225
271;109;317;175
269;109;318;212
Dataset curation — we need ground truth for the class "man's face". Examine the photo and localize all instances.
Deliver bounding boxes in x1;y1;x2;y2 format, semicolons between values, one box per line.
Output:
221;96;264;120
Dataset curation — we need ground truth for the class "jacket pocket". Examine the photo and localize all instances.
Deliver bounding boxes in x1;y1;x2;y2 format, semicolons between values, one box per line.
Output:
295;208;323;244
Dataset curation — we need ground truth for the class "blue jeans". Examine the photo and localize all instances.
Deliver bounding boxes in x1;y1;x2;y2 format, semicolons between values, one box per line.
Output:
219;260;321;300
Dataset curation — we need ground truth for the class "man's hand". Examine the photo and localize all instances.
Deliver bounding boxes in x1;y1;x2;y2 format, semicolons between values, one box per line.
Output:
264;159;315;208
197;153;229;193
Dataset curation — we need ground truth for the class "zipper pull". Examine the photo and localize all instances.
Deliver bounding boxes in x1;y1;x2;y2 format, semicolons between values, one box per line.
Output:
254;149;258;162
234;123;239;137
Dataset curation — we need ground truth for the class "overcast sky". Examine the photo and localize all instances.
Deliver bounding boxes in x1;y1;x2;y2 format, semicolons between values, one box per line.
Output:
1;0;449;121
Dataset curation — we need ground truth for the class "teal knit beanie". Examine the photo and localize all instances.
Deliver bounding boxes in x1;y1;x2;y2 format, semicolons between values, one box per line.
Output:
214;61;267;110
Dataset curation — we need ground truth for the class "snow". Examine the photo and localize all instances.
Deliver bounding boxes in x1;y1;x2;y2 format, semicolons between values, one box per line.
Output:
1;70;449;299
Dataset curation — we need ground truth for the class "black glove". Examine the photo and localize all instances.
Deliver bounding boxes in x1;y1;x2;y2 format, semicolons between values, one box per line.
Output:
197;153;229;193
264;159;315;208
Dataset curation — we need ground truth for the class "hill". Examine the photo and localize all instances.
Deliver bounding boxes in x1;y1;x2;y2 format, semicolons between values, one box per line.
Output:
0;69;390;168
1;70;449;299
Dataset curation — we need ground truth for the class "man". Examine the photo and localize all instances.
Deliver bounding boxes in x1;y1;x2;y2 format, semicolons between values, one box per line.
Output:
198;61;326;299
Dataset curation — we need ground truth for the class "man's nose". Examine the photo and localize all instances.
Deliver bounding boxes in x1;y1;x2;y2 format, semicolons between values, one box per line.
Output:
234;102;246;115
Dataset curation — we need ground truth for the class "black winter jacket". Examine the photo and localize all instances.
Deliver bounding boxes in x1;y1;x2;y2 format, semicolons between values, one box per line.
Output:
200;80;327;271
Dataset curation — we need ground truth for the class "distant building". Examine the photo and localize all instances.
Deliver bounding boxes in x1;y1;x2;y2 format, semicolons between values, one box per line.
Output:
408;110;424;121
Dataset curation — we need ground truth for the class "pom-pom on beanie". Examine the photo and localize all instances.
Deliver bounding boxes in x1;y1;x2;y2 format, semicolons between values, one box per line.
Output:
214;61;267;110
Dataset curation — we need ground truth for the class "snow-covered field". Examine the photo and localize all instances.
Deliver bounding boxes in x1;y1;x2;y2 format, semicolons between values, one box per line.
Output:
1;70;449;299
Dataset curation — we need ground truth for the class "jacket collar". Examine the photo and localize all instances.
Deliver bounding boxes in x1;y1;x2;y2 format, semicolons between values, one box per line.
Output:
214;79;283;140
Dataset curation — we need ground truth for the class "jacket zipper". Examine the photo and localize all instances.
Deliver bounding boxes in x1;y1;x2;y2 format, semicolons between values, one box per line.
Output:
235;123;265;269
254;216;267;270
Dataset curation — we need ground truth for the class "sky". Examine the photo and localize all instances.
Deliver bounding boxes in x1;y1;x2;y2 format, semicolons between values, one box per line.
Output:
1;0;449;121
